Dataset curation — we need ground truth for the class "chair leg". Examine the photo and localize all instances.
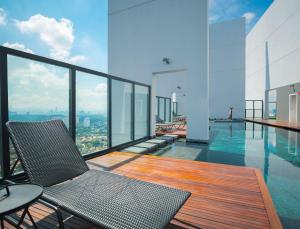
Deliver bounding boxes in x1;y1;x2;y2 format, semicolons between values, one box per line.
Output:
55;207;65;229
26;208;37;229
1;217;4;229
38;199;65;229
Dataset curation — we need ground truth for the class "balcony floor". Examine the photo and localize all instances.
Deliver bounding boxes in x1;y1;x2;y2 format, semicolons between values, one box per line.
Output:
246;118;300;131
4;152;281;229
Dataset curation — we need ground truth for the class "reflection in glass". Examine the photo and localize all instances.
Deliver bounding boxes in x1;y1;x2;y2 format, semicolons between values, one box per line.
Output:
76;71;108;155
268;102;277;118
165;99;171;122
8;55;69;173
112;80;132;146
134;85;149;139
159;97;165;122
246;101;253;109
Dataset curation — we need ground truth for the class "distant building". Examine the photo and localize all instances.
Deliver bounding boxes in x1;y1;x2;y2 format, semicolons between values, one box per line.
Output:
83;117;90;127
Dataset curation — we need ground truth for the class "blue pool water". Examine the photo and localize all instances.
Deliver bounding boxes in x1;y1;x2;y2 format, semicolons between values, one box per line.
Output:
154;121;300;229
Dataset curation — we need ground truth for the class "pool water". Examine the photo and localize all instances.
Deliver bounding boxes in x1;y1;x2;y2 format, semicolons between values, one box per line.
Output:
153;121;300;229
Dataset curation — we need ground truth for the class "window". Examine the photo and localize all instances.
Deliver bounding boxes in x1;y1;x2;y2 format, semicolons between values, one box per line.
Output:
158;97;165;122
134;85;149;139
165;98;171;122
172;102;178;116
7;55;69;173
268;90;277;118
156;96;172;123
111;80;133;146
76;71;108;155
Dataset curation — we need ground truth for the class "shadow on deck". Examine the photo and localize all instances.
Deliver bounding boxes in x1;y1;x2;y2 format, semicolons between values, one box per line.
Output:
4;152;282;229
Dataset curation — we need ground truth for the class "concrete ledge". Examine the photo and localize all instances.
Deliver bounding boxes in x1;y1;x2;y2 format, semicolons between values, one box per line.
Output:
186;138;209;144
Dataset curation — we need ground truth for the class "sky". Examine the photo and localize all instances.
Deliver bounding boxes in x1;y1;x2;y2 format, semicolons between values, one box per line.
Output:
0;0;108;72
0;0;273;72
0;0;273;114
209;0;273;32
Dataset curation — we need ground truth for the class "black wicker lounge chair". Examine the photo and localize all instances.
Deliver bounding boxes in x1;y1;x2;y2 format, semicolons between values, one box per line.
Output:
6;120;190;229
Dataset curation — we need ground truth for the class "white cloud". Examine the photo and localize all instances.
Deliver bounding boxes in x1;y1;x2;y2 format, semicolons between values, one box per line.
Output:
209;15;219;23
68;55;86;64
8;59;69;113
77;83;107;114
0;8;7;26
2;42;34;54
243;12;256;24
15;14;85;63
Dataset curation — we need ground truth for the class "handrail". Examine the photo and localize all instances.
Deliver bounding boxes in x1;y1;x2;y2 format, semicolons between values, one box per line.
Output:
0;46;152;180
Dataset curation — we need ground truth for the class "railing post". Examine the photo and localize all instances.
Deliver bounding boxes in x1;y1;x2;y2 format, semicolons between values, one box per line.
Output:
69;68;76;140
131;84;135;140
148;86;151;137
253;100;255;120
0;50;9;179
108;78;112;148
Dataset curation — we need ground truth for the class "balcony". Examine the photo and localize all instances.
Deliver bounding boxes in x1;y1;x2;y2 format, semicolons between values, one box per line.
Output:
0;46;281;229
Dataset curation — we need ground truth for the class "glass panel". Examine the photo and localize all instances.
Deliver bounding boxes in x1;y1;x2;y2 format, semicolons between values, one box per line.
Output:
165;99;171;122
268;90;277;102
246;110;253;118
134;85;149;139
158;98;165;122
173;102;177;116
254;110;263;119
246;101;253;109
76;71;108;155
8;55;69;174
112;80;132;146
156;97;158;117
268;102;277;118
254;101;262;109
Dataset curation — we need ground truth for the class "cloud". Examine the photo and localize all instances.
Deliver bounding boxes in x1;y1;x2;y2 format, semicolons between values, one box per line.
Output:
8;58;69;114
2;42;34;54
209;15;219;23
0;8;7;26
15;14;85;63
209;0;241;24
77;83;107;114
68;55;86;64
243;12;256;24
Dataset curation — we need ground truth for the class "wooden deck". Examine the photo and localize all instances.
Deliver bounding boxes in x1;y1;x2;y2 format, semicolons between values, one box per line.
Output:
4;152;282;229
246;119;300;131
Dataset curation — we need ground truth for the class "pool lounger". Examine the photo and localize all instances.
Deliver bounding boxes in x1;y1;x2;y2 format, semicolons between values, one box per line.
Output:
134;142;159;151
163;134;179;139
122;146;149;154
156;136;176;143
146;139;167;147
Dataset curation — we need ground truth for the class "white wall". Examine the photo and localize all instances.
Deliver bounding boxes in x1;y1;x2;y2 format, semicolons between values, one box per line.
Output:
209;18;246;119
108;0;209;141
246;0;300;115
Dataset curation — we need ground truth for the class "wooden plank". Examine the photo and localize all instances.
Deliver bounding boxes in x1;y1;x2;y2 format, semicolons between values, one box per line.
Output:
246;119;300;131
5;152;281;229
90;152;282;229
255;169;283;229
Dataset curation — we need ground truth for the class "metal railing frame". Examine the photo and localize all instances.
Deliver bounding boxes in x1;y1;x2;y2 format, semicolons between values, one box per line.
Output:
0;46;151;180
156;96;171;122
245;100;264;120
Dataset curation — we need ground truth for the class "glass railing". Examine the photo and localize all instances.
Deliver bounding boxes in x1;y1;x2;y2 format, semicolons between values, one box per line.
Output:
0;46;151;179
245;100;264;120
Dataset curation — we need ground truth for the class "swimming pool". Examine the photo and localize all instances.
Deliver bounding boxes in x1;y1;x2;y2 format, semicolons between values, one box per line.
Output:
154;121;300;229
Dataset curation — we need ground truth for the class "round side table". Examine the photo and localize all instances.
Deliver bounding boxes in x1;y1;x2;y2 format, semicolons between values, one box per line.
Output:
0;184;43;228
